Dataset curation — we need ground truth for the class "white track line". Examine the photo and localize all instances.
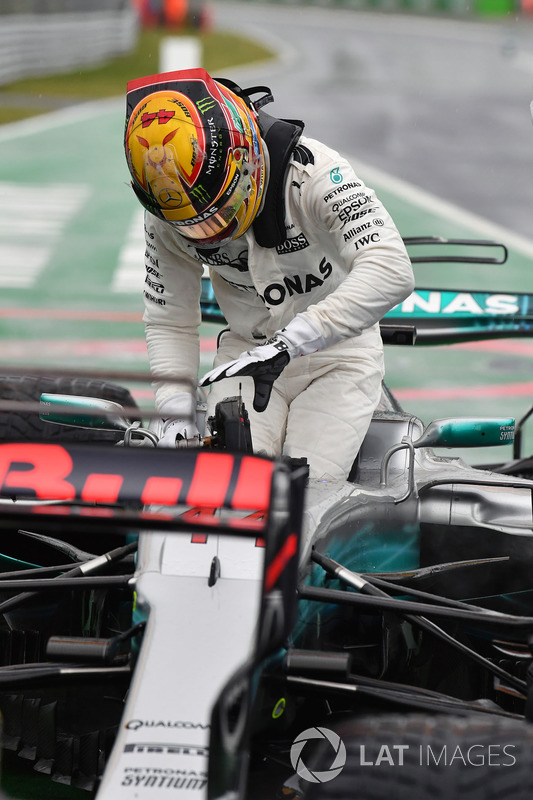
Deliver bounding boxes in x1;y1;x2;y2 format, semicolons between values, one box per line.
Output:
0;96;122;143
344;152;533;259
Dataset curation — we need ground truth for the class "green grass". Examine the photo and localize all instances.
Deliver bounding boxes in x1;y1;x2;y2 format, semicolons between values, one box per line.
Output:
0;26;274;124
0;107;50;125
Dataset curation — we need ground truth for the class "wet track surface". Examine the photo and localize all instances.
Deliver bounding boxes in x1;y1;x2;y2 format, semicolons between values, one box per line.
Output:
217;3;533;240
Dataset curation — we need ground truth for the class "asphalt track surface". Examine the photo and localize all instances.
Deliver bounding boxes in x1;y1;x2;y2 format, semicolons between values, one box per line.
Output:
1;5;533;461
218;3;533;241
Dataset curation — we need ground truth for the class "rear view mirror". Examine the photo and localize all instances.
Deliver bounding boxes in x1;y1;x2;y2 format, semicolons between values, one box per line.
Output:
414;417;515;449
40;394;131;432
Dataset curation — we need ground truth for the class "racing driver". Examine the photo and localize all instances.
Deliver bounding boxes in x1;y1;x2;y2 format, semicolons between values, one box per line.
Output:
124;67;415;480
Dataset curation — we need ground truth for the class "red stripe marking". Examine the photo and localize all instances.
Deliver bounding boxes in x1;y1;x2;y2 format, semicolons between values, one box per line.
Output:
265;533;298;592
0;338;217;354
181;506;216;521
242;511;267;547
232;457;273;511
395;382;533;401
127;71;192;92
186;452;234;508
81;474;123;504
36;505;72;516
79;506;114;518
184;507;216;543
453;340;533;355
141;476;183;506
132;388;155;400
0;308;143;322
394;338;533;400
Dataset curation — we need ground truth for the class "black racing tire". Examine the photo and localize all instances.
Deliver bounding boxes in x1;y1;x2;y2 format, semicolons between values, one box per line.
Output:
303;713;533;800
0;375;140;444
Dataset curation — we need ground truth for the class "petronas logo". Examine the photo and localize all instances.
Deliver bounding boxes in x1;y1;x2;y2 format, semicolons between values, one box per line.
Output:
197;97;217;114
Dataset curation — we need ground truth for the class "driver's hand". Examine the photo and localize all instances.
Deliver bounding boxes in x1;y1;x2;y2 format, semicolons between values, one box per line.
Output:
157;418;201;448
155;393;201;448
200;336;290;412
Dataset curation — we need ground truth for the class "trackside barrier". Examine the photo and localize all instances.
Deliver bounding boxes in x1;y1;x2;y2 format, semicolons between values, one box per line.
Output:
0;9;139;87
0;0;127;13
240;0;518;17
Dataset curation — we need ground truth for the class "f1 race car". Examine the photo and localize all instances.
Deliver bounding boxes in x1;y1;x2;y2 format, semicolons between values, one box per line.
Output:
0;238;533;800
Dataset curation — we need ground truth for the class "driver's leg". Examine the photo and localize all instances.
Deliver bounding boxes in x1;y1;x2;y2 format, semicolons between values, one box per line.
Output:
282;336;384;481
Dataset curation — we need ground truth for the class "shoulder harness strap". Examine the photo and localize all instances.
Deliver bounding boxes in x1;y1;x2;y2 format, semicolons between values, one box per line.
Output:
215;78;305;248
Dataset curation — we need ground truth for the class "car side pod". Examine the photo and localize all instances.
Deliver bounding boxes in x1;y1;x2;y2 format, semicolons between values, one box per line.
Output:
380;417;515;504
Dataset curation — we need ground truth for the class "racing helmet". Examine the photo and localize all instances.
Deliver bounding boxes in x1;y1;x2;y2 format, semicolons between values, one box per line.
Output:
125;68;265;246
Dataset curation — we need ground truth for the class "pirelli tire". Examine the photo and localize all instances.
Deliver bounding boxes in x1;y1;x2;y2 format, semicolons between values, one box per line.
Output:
303;713;533;800
0;375;139;444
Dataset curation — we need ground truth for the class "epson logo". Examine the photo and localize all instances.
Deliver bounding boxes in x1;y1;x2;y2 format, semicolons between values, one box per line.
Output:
337;196;373;227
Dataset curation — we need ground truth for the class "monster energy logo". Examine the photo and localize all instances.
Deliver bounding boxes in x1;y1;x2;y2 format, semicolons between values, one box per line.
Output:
197;97;217;114
190;185;210;205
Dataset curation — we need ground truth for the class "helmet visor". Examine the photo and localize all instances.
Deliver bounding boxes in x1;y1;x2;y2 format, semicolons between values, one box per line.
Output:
167;148;263;245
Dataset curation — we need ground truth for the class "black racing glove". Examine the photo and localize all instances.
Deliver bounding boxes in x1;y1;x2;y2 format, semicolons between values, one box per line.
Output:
200;336;291;412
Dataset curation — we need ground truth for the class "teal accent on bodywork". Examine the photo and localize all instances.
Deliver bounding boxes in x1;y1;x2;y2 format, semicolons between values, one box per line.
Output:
415;417;515;448
201;276;226;324
0;552;39;571
40;393;130;431
293;521;420;643
327;523;421;575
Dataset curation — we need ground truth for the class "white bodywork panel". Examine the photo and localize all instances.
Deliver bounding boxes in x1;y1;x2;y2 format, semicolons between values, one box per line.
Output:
96;530;264;800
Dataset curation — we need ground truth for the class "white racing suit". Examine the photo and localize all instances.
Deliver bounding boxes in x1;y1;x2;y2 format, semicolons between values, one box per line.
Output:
143;136;415;480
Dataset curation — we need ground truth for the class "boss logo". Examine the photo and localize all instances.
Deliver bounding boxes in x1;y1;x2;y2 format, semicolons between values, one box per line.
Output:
276;233;310;255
